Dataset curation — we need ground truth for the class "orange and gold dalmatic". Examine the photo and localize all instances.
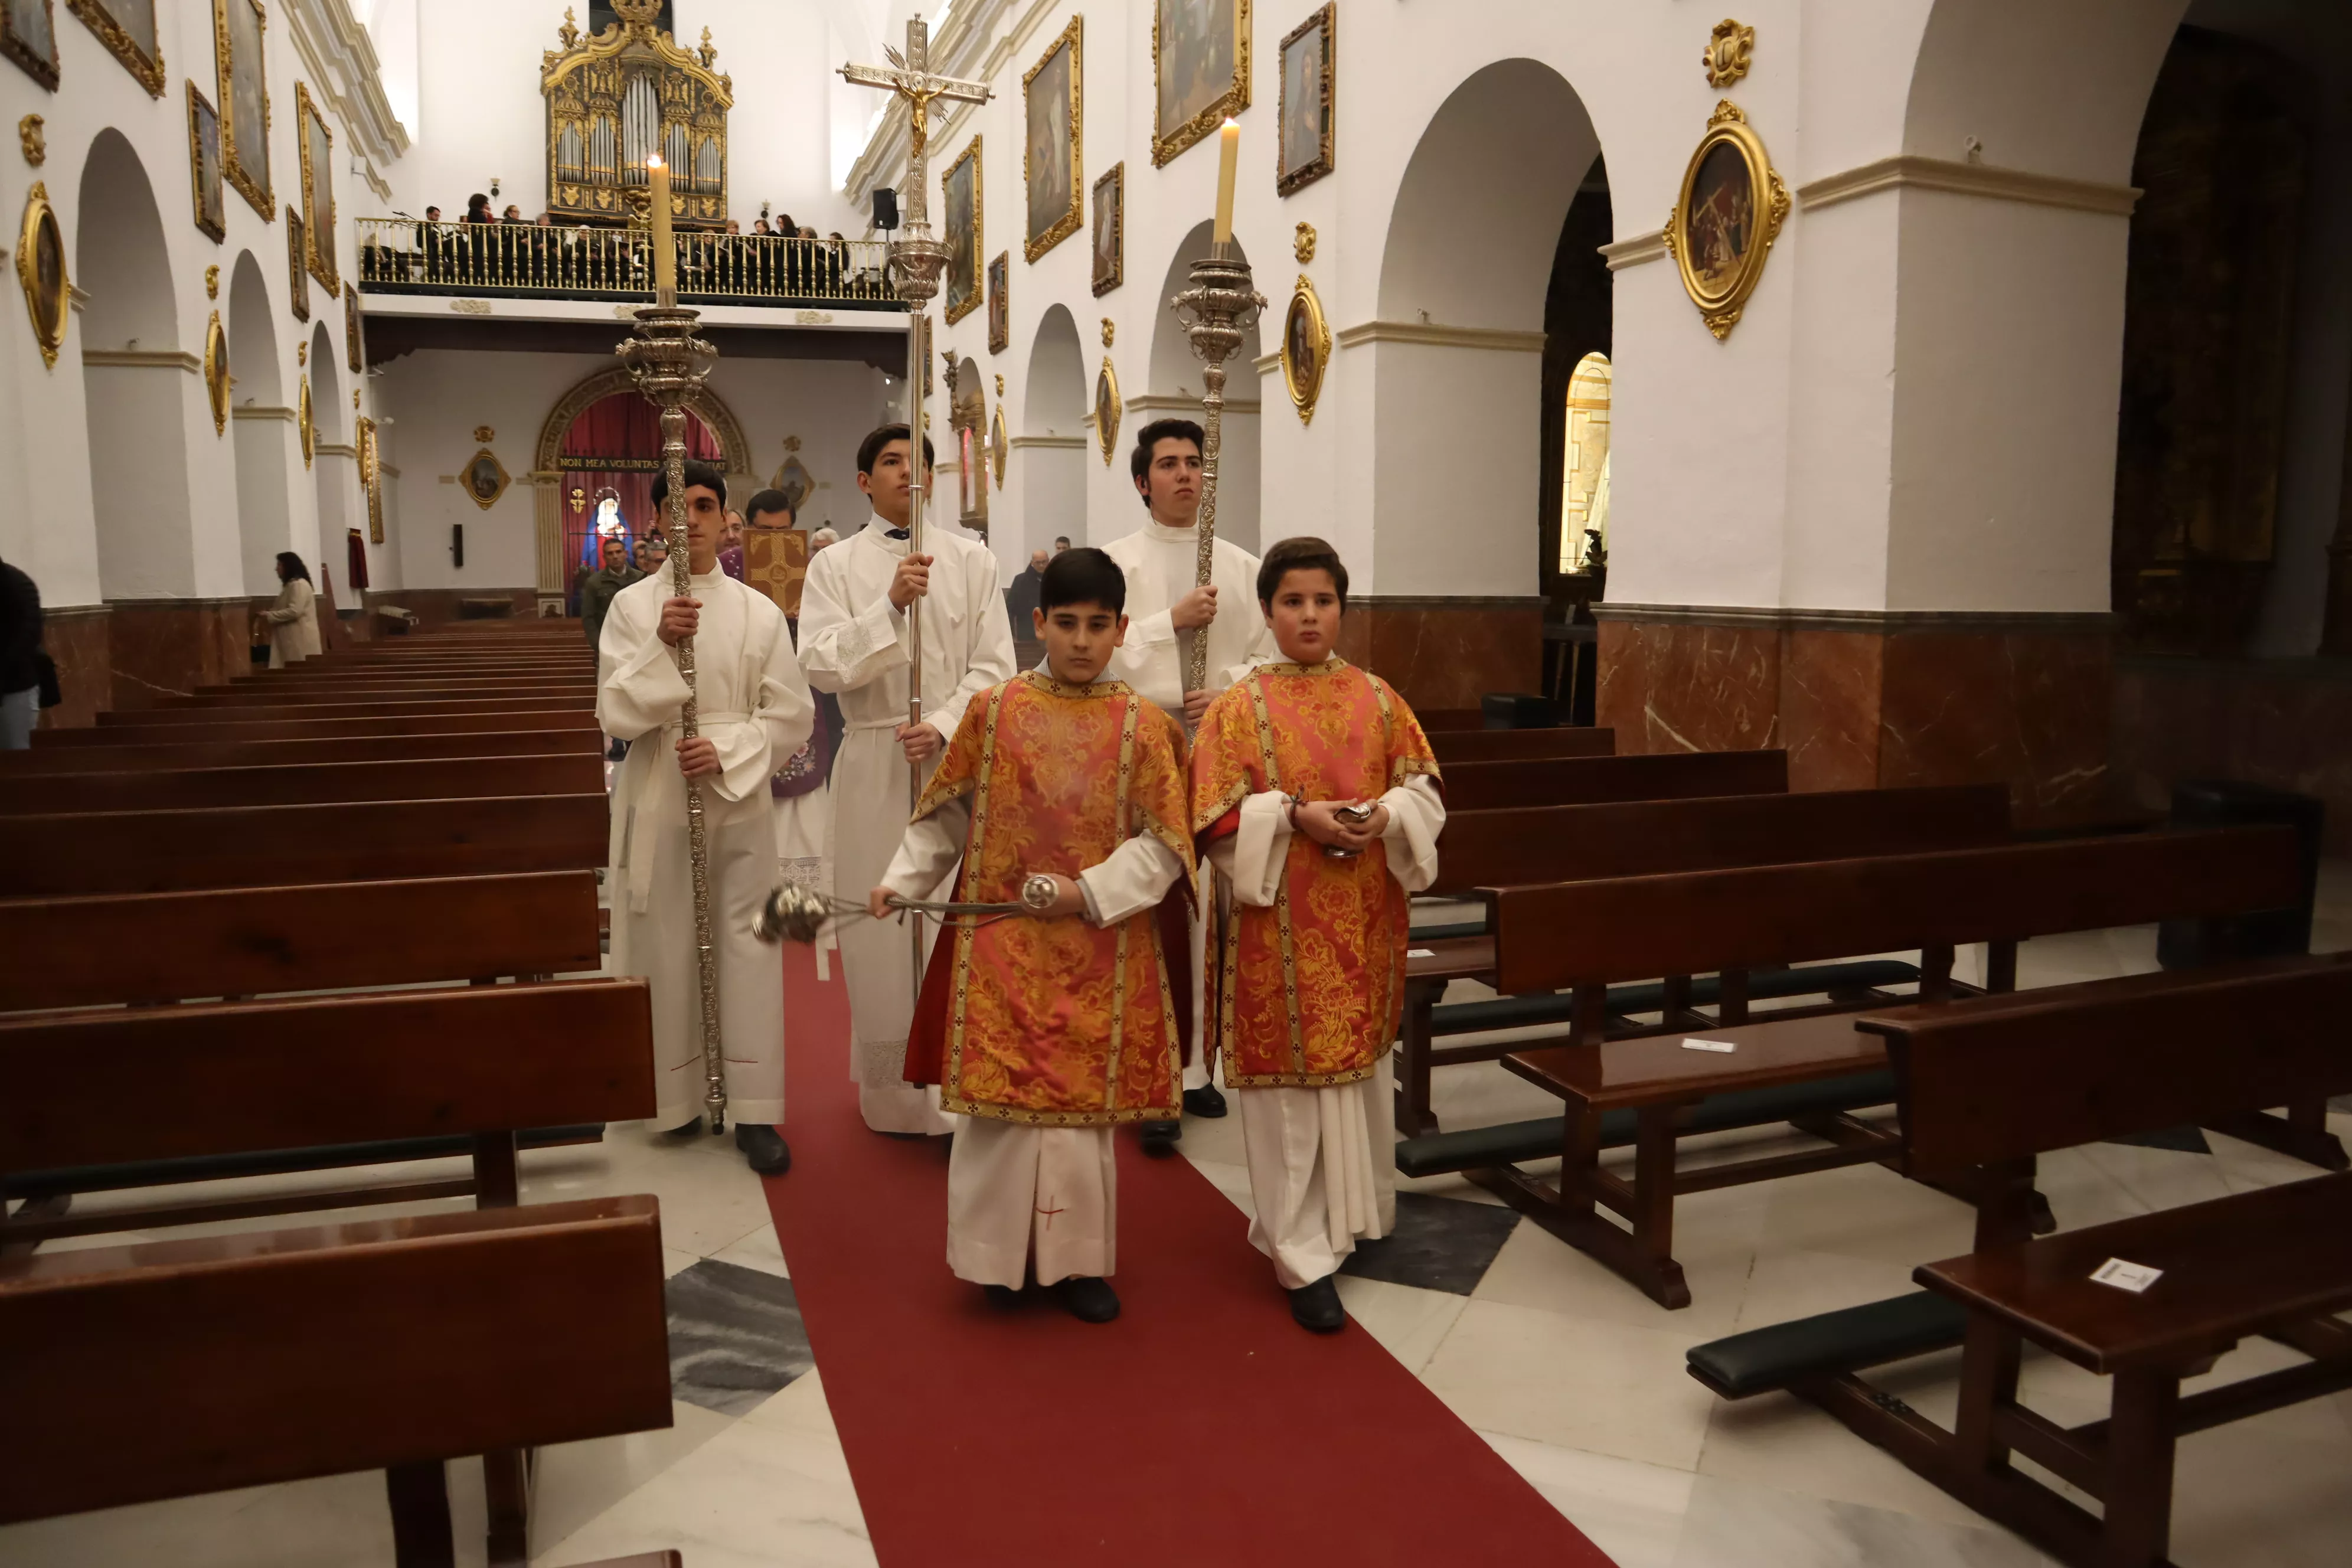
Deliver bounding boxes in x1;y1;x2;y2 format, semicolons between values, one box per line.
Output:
1191;658;1441;1087
913;671;1195;1125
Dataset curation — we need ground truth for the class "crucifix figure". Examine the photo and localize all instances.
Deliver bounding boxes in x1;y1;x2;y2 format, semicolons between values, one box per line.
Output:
839;15;992;229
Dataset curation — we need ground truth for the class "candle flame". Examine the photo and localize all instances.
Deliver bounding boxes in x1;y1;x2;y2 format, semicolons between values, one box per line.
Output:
646;154;664;169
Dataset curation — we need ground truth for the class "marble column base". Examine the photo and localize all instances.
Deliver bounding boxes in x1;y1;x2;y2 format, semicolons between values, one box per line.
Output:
1595;607;2115;827
1334;596;1544;712
103;597;263;712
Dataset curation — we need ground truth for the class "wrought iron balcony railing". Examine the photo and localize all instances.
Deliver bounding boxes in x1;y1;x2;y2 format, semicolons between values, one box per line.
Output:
355;217;904;310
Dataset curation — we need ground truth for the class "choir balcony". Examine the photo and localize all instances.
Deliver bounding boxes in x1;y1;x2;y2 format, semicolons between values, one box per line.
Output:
355;218;904;312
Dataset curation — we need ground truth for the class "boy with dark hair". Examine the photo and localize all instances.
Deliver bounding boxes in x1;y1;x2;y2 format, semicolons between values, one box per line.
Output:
599;458;815;1174
1190;536;1445;1331
872;548;1193;1322
802;423;1017;1134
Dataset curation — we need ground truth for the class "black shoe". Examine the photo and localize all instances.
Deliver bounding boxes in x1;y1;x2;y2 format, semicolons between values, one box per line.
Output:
1288;1276;1345;1333
1182;1084;1229;1118
734;1123;791;1175
1139;1119;1181;1158
662;1115;704;1138
982;1283;1025;1309
1048;1276;1121;1323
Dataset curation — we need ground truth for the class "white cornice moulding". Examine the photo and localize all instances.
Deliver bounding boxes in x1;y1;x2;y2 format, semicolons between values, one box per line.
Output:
1009;434;1085;449
83;349;202;373
1600;230;1668;270
1334;321;1547;354
282;0;408;200
378;462;400;478
315;441;359;458
1797;155;2139;217
234;404;298;422
1126;393;1262;414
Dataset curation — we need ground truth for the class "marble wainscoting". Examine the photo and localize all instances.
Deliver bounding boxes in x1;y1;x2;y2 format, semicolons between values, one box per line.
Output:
364;586;547;632
36;605;112;729
1336;596;1544;711
1596;607;2115;825
2113;654;2352;853
103;597;265;711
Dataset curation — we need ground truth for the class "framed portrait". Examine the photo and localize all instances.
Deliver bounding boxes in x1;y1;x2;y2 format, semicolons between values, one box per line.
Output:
214;0;273;220
203;309;231;435
941;135;981;325
1090;162;1123;297
343;282;363;373
1023;15;1081;263
358;416;383;543
297;82;337;290
298;371;313;468
1664;100;1789;341
989;401;1008;486
187;80;226;242
1280;273;1329;426
769;452;815;514
955;419;986;527
917;310;933;397
462;447;510;510
67;0;161;96
3;0;58;91
1276;4;1334;197
17;181;67;369
1152;0;1249;168
284;205;309;320
1093;355;1121;465
986;251;1008;355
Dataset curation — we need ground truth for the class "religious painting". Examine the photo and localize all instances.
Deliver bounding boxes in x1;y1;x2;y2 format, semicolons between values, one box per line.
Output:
67;0;161;97
1093;355;1121;465
1022;16;1080;263
941;135;981;325
203;309;230;435
1091;162;1123;297
358;416;383;543
214;0;273;220
462;447;511;509
343;282;363;373
989;401;1008;486
770;451;815;514
1276;5;1334;197
956;418;986;526
1152;0;1249;168
919;310;933;396
1280;273;1329;426
284;206;309;321
2;0;58;91
298;370;313;468
17;181;67;369
1664;100;1789;341
986;251;1008;355
296;82;338;292
187;81;226;243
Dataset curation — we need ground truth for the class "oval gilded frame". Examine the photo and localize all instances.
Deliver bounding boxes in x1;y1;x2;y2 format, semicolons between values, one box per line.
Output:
17;181;68;370
1094;355;1122;466
1664;100;1789;341
989;401;1008;486
203;309;231;434
1280;272;1330;426
298;371;314;468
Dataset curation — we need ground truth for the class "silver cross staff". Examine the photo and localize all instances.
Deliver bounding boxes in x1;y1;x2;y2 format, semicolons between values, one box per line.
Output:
840;14;992;1005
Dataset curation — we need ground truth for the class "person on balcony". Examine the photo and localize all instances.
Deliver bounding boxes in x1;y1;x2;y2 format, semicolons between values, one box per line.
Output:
460;193;493;284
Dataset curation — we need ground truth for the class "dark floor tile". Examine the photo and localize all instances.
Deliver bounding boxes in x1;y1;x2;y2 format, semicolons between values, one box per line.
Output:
2101;1125;2211;1155
1338;1190;1520;1296
664;1258;813;1417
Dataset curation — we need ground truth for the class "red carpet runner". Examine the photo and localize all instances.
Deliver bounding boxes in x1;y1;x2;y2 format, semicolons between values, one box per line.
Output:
765;944;1617;1566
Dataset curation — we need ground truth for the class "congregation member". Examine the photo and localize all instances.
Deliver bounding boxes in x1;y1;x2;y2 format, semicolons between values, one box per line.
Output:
1191;538;1444;1332
1005;548;1047;642
873;548;1191;1323
800;426;1016;1135
597;459;815;1175
259;553;322;669
719;508;747;580
1106;419;1275;1153
580;533;643;654
0;551;43;749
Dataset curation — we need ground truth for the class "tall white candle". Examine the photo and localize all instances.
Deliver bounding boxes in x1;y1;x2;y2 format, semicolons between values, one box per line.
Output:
1213;119;1239;246
648;155;675;293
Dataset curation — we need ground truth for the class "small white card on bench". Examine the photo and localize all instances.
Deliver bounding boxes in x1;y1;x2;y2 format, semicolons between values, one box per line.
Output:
1407;948;1436;958
2090;1257;2163;1293
1681;1038;1738;1054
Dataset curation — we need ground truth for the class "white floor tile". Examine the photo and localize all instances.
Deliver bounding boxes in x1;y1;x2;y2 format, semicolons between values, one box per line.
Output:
1332;1274;1468;1374
1479;1430;1696;1568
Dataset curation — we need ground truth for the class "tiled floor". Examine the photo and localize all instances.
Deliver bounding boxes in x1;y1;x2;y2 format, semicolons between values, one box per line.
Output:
8;870;2352;1565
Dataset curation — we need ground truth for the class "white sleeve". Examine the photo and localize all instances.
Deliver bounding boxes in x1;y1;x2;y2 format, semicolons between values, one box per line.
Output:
1213;790;1295;907
926;549;1018;741
1377;775;1446;894
1078;831;1184;926
701;610;815;805
880;798;969;901
796;549;909;695
596;590;692;743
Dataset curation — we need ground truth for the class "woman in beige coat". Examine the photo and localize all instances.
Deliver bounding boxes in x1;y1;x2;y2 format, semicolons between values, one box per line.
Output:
262;553;322;668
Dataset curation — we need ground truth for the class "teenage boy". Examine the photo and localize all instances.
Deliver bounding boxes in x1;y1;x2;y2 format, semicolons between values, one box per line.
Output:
801;425;1017;1134
599;460;816;1174
1106;418;1275;1154
873;548;1192;1323
1190;537;1445;1331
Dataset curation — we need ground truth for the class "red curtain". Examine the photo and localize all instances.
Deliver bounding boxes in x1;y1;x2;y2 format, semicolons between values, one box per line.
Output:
561;393;721;584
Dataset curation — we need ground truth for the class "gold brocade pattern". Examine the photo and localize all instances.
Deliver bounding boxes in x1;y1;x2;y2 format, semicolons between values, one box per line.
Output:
925;672;1194;1125
1191;659;1440;1087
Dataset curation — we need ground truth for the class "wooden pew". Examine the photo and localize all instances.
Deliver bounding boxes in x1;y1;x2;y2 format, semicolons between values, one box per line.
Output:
99;694;596;726
1390;784;2011;1133
0;793;609;896
1428;727;1615;765
1465;827;2316;1307
1684;956;2352;1568
0;752;602;812
168;681;598;705
0;870;600;1011
0;727;603;773
1441;748;1787;813
33;710;598;745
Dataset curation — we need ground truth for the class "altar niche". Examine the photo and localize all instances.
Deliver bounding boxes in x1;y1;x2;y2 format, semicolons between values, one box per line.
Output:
542;0;732;230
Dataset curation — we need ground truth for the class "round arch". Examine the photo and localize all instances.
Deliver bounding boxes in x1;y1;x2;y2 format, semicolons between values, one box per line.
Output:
1142;220;1262;553
308;320;351;589
226;250;292;593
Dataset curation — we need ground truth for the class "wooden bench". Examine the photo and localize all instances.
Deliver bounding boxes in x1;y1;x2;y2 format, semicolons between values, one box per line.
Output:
1686;956;2352;1568
0;752;603;812
1427;727;1615;765
169;681;598;705
1440;748;1786;814
1471;828;2318;1306
98;694;597;726
33;710;601;745
0;727;603;773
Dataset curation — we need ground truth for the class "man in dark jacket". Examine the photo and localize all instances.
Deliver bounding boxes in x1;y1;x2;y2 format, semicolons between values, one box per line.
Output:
579;534;642;655
0;554;43;749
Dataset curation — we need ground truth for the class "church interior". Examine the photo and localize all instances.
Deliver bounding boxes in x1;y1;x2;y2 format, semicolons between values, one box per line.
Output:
4;2;2352;1565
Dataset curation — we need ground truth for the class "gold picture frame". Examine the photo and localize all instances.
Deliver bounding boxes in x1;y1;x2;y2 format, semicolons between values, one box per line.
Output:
986;251;1008;354
1152;0;1249;168
941;136;982;325
284;206;309;320
461;447;510;509
17;181;67;369
1093;355;1121;465
1090;162;1123;297
358;416;383;543
187;80;226;242
1663;100;1789;342
343;282;363;374
1279;273;1329;426
213;0;273;221
989;401;1008;486
296;81;337;291
67;1;162;97
298;370;313;468
4;0;59;92
1275;4;1334;197
203;309;230;434
1022;15;1081;263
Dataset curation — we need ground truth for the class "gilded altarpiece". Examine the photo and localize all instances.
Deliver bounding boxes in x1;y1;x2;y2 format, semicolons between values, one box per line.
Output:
541;0;731;229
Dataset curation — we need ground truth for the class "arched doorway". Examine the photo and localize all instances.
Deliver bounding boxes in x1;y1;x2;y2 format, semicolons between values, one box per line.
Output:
1021;303;1087;551
227;250;291;595
1144;220;1260;553
309;321;349;594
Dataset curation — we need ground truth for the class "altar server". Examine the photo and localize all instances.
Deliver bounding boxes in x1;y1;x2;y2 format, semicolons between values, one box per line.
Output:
800;426;1017;1134
874;549;1192;1321
599;459;815;1174
1190;537;1444;1331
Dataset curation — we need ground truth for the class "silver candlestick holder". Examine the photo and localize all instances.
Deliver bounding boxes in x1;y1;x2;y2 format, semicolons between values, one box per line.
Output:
1168;246;1266;695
